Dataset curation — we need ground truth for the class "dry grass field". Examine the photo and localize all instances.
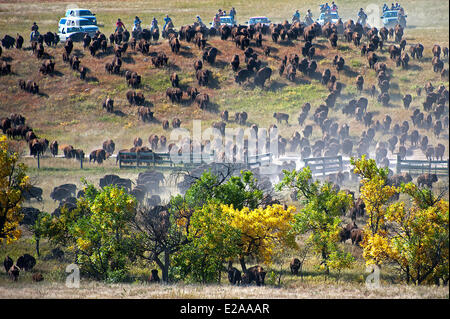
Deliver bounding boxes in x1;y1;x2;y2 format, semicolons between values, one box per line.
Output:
0;0;449;299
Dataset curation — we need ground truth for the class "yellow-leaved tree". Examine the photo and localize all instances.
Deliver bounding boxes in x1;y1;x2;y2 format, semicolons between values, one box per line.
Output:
0;135;30;244
351;156;398;266
224;204;297;272
352;156;449;285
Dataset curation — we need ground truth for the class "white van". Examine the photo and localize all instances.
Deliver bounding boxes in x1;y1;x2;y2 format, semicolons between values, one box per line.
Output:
58;17;99;42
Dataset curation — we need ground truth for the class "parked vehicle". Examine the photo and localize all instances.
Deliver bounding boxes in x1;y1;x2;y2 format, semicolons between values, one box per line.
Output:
58;17;99;42
65;8;97;25
246;16;271;27
317;10;339;25
210;15;236;28
381;9;407;28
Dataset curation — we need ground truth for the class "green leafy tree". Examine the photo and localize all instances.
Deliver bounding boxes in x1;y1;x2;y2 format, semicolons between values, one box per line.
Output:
133;169;265;283
172;201;241;283
182;169;264;211
276;167;354;274
132;204;187;283
40;183;137;281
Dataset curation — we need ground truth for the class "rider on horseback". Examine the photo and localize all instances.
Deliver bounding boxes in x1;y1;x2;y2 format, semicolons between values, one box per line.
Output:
320;3;330;13
133;16;142;32
357;8;367;25
305;9;314;25
331;1;338;11
115;18;126;33
292;10;300;23
163;15;172;31
196;15;205;28
150;17;158;33
30;22;39;42
213;14;221;28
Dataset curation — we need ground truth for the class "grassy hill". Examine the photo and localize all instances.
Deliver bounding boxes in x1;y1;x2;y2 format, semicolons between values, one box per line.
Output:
0;0;449;298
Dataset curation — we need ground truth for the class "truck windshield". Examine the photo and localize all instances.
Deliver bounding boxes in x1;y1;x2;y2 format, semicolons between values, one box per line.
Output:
67;27;81;33
79;10;93;16
79;20;95;26
250;18;269;24
384;11;398;18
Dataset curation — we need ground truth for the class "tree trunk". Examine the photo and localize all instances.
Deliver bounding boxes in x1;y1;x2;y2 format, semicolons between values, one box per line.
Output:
35;239;40;257
154;255;169;283
163;249;170;282
406;266;410;284
239;257;247;273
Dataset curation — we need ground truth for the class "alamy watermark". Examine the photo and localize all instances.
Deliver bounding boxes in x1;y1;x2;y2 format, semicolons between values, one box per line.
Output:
65;263;80;288
365;264;381;289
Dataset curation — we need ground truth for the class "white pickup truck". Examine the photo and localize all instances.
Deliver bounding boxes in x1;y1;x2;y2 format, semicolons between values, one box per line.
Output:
58;16;99;42
65;8;97;25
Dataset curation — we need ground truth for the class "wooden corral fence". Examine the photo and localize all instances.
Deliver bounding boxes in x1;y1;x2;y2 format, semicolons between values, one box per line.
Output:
27;152;273;170
396;155;449;176
35;153;84;169
117;151;273;170
303;155;344;177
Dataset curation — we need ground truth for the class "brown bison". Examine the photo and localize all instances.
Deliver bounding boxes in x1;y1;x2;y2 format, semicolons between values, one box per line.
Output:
196;69;211;86
235;111;248;125
235;69;253;84
203;47;218;64
339;221;358;242
290;258;301;276
170;72;179;88
221;110;229;122
227;262;242;286
273;112;289;124
172;118;181;128
146;135;159;152
16;253;36;271
4;256;13;273
254;67;272;87
432;44;441;58
243;265;266;286
102;139;115;154
166;87;183;103
230;54;240;72
133;137;143;148
186;87;199;101
351;228;363;246
195;93;210;110
356;75;364;92
102;97;114;113
138;106;154;122
169;36;180;54
89;149;107;164
417;173;438;188
49;140;58;157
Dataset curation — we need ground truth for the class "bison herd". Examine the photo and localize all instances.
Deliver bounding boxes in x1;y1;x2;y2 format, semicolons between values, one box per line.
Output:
1;15;448;166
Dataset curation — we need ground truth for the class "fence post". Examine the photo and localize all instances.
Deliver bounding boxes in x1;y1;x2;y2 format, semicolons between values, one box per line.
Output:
322;158;326;178
396;154;401;174
80;156;83;169
37;153;40;169
338;155;342;172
